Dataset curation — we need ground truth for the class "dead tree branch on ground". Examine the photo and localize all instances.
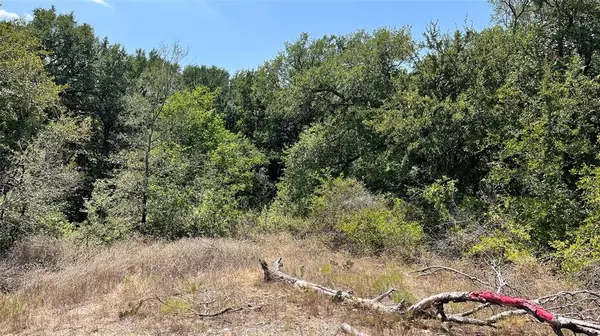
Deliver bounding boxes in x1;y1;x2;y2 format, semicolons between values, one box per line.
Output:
260;258;600;336
120;293;260;320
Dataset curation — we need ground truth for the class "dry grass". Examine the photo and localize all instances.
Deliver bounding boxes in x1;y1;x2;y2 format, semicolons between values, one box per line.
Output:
0;234;579;335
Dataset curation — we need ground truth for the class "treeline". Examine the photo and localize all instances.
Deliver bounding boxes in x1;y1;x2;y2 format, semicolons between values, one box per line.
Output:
1;1;600;285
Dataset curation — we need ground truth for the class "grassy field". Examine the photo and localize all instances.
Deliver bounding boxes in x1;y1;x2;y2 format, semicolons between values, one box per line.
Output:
0;234;576;335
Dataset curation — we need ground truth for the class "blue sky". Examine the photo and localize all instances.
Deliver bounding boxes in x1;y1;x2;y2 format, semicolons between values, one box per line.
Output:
1;0;493;72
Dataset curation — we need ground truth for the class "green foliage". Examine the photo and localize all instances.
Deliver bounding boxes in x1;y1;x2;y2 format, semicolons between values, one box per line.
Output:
27;7;136;223
309;176;379;232
423;177;458;222
182;65;229;91
0;117;88;251
81;174;142;243
312;178;423;256
29;6;98;113
262;177;423;258
255;205;311;234
489;0;600;75
335;200;424;256
276;108;384;217
554;163;600;274
469;214;536;263
484;57;600;248
0;21;61;170
86;87;266;241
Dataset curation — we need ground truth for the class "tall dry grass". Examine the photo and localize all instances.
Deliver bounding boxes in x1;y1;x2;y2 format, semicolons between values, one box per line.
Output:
0;234;580;335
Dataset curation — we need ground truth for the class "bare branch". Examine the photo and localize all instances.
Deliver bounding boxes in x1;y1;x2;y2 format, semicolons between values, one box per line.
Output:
537;291;600;305
413;265;492;288
458;303;491;317
259;258;402;314
153;294;245;317
485;309;528;324
373;288;396;302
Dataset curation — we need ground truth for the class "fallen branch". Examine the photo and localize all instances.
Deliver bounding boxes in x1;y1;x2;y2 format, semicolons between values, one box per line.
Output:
259;258;404;314
121;293;256;319
414;265;492;288
373;288;396;302
340;323;370;336
153;294;245;317
260;258;600;336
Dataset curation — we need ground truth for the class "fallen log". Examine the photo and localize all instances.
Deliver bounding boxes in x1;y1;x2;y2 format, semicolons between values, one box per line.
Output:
259;258;600;336
259;258;404;314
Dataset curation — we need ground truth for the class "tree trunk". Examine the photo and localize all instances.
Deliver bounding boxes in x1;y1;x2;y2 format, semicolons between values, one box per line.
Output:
140;130;152;230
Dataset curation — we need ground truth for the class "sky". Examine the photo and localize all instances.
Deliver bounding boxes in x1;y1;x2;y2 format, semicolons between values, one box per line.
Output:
1;0;494;72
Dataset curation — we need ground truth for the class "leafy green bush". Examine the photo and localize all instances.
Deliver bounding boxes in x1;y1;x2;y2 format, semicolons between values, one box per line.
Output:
335;200;424;257
422;176;458;223
256;176;424;258
255;201;312;234
469;217;536;263
309;176;379;232
553;163;600;281
262;176;425;256
0;117;87;252
34;211;74;238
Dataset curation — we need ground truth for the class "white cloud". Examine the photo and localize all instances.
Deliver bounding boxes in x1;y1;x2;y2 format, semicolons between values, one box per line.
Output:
0;9;20;21
88;0;112;8
0;9;33;22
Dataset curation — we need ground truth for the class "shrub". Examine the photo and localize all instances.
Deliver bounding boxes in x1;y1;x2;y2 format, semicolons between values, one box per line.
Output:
335;199;424;257
469;217;536;264
553;163;600;283
553;222;600;276
257;176;424;257
255;202;312;235
309;176;380;232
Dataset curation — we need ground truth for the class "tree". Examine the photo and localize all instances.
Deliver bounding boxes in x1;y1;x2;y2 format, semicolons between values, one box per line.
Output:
182;65;229;91
28;8;135;222
29;6;98;115
0;20;61;171
489;0;600;74
0;20;71;251
268;28;416;214
85;87;266;241
182;65;231;127
0;116;89;251
122;43;186;230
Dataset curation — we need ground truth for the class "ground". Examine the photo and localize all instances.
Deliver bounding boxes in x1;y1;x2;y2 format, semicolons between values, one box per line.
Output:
0;234;573;335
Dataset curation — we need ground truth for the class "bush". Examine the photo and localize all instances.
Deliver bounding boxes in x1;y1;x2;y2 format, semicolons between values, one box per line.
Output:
309;176;379;232
257;176;424;258
553;222;600;276
255;201;312;235
469;215;536;264
335;199;424;257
